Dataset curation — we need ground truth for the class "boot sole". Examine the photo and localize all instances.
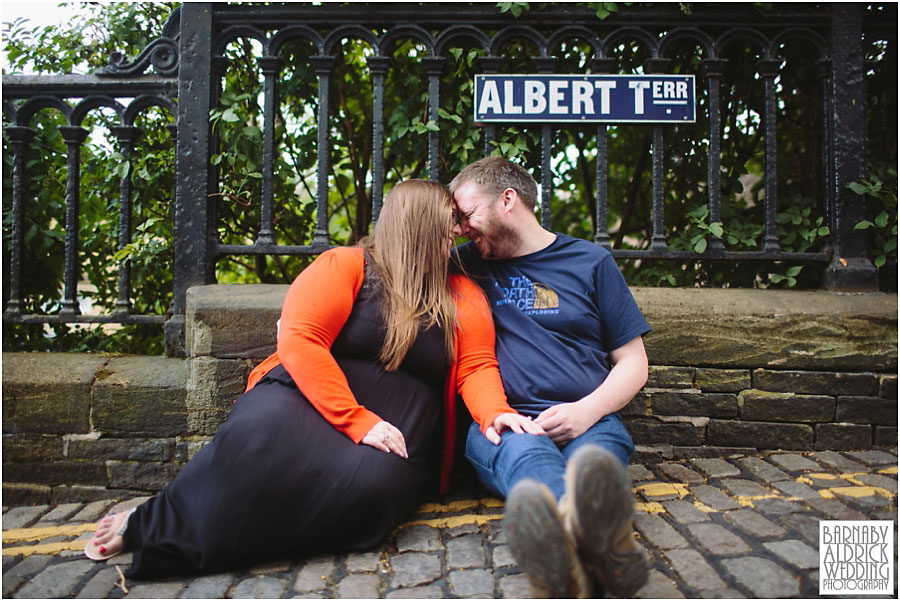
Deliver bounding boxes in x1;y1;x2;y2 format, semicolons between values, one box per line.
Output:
505;479;588;598
565;445;648;597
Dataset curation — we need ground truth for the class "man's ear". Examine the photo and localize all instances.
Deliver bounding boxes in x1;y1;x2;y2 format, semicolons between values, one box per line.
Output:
500;188;517;214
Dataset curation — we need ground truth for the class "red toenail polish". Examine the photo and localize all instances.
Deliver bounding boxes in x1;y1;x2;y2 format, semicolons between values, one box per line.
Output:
99;546;107;554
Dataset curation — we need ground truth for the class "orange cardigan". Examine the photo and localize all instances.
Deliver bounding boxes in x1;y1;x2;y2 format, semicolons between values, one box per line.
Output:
245;246;515;492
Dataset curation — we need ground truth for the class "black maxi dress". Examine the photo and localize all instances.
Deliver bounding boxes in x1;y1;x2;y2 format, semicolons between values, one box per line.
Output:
122;266;446;578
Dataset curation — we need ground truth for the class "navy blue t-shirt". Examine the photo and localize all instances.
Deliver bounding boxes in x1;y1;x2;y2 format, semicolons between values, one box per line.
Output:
454;234;651;417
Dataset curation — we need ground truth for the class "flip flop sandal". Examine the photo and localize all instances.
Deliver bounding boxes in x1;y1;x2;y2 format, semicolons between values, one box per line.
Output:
84;508;135;561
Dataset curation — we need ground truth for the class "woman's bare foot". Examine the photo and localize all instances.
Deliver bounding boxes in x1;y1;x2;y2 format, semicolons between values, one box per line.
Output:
84;508;134;561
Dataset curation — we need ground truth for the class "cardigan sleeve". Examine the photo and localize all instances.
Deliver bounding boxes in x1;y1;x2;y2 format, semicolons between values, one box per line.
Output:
450;274;516;433
275;246;382;443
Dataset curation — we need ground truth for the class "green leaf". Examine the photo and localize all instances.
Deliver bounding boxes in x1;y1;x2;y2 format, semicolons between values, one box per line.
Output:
875;211;889;227
693;238;707;254
221;108;240;123
817;226;830;236
847;182;867;195
786;265;803;277
874;255;886;268
708;222;724;237
854;220;874;230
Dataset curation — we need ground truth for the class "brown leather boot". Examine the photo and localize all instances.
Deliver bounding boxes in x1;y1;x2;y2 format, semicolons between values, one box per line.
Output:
559;445;649;598
504;479;592;598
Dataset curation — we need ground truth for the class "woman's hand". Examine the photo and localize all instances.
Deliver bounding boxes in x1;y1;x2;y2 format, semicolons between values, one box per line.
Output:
483;413;545;445
361;420;408;458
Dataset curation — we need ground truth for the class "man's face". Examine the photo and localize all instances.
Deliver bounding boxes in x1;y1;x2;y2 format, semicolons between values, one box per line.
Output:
452;181;521;259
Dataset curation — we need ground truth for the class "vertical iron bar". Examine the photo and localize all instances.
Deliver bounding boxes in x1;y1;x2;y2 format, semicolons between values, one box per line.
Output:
4;126;33;317
423;57;446;182
311;55;335;248
645;58;670;252
257;56;281;246
367;56;390;223
816;58;835;260
170;1;214;356
591;58;615;247
649;125;666;251
701;58;727;255
757;59;781;253
825;4;876;290
58;126;88;318
111;125;140;314
536;57;556;229
594;126;609;247
477;56;502;156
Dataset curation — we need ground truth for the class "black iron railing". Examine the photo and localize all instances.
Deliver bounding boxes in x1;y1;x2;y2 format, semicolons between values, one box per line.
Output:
2;3;896;356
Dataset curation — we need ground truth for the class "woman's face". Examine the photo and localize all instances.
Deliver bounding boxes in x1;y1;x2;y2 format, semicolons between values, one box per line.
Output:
446;209;463;258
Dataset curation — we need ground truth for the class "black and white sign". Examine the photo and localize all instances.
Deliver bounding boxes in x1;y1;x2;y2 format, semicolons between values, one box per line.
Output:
474;74;695;124
820;520;894;595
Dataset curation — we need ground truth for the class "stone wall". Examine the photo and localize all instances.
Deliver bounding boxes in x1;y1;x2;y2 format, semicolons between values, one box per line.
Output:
2;286;896;505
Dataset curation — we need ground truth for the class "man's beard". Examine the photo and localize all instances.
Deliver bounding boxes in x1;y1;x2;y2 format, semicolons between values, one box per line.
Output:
480;216;522;259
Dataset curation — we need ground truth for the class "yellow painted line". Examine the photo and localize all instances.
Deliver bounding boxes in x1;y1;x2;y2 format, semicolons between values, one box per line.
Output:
401;513;503;529
807;472;839;480
415;499;480;514
878;466;897;475
635;502;665;514
838;473;867;486
2;539;87;556
693;500;716;513
819;489;835;499
481;497;504;508
2;523;96;543
830;485;894;499
634;482;689;499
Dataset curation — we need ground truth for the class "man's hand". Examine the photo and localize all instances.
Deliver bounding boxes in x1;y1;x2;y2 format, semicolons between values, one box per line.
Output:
534;401;597;444
484;413;545;445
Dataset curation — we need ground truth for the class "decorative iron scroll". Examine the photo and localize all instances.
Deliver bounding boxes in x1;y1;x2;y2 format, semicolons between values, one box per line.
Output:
96;6;180;77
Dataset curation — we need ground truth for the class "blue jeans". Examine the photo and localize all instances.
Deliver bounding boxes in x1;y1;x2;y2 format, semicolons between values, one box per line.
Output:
465;413;634;501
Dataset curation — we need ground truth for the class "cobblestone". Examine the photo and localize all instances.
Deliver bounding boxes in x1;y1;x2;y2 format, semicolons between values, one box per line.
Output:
337;573;382;598
659;462;706;483
722;508;786;537
664;548;727;590
768;453;822;472
763;539;819;570
180;573;234;598
736;456;791;482
721;556;800;598
447;568;494;597
662;499;711;523
2;448;895;599
692;457;741;478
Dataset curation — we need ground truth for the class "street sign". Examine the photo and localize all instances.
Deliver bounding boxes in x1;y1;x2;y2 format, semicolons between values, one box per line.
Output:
474;74;696;124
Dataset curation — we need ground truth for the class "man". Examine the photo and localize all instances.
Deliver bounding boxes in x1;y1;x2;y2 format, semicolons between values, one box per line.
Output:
449;156;651;598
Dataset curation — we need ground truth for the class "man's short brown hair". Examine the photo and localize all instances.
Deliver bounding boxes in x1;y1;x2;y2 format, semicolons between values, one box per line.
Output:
449;156;538;211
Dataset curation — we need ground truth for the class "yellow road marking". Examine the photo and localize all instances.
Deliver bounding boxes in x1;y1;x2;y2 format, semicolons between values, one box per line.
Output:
401;514;503;529
693;500;716;513
636;502;665;514
634;482;690;499
878;466;897;475
807;472;838;480
2;523;96;543
829;485;894;499
415;499;480;514
2;540;87;557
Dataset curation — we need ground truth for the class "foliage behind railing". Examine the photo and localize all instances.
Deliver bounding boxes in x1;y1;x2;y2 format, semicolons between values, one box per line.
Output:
2;2;896;356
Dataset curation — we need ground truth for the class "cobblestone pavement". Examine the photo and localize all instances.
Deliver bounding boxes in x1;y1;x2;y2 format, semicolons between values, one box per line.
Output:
3;448;897;599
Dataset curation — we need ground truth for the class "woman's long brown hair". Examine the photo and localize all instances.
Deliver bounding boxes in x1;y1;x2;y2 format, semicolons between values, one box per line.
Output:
359;180;457;371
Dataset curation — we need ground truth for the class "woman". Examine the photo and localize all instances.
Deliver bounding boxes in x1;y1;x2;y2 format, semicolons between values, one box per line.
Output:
85;179;541;577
